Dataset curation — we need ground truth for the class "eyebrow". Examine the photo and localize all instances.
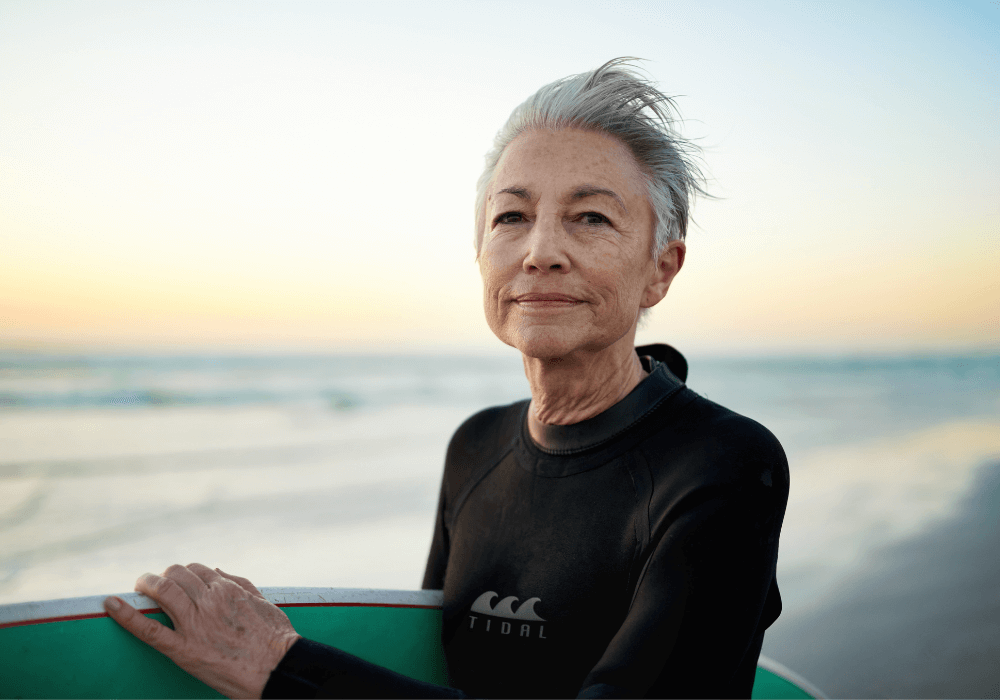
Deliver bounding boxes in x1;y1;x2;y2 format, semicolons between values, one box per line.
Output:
494;185;628;216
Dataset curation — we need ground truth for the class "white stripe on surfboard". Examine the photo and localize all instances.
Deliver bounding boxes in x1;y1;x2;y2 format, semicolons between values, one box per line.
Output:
0;587;444;626
757;654;828;699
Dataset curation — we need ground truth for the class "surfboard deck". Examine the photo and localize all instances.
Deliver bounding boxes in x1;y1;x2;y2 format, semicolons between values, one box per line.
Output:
0;588;825;699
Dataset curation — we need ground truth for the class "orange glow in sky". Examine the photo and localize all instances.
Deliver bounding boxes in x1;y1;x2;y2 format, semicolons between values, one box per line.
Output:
2;1;997;354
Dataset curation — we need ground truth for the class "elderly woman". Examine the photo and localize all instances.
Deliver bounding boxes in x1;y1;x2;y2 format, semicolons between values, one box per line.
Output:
104;57;788;699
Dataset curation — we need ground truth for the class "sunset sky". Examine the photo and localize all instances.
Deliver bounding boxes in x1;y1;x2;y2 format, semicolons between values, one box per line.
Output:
1;0;996;355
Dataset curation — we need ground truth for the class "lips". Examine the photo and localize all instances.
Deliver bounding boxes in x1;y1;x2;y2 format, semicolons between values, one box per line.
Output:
515;293;581;302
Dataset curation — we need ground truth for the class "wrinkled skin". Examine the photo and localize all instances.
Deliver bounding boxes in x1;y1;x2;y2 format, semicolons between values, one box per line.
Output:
478;127;685;442
103;563;300;699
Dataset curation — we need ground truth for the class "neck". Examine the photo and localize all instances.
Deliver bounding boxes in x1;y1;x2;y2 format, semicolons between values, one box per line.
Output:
524;338;648;447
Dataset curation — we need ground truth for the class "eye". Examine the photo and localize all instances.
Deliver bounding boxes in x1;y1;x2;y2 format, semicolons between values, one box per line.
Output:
494;211;525;225
579;212;610;225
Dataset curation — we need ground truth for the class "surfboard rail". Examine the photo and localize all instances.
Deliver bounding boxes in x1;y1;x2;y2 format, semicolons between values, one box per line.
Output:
0;587;824;699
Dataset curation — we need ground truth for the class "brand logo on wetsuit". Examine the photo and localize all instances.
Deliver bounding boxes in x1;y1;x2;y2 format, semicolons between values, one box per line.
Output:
466;591;547;639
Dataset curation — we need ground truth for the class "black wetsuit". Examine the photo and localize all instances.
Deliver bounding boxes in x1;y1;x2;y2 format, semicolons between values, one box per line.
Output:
263;344;789;699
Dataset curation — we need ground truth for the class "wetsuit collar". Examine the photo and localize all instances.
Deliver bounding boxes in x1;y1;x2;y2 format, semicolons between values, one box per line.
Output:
522;346;685;455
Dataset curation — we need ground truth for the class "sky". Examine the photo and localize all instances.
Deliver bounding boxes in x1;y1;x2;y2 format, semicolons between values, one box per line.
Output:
1;0;997;356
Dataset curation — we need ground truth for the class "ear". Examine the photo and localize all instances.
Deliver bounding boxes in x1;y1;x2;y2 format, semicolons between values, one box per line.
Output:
640;240;685;309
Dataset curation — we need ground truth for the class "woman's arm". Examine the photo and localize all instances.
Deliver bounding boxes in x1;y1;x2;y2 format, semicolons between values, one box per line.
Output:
576;478;787;698
262;639;465;698
421;471;450;591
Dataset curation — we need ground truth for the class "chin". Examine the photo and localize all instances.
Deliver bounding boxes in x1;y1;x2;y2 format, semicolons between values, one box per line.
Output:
508;323;592;360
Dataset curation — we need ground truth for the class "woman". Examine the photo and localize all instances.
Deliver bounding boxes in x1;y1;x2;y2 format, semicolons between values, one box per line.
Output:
104;57;789;699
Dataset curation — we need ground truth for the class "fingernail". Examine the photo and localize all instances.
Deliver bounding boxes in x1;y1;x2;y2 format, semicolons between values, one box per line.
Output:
104;596;122;612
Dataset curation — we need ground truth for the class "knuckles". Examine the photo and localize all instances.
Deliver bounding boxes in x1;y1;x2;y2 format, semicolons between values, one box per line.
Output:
137;617;163;643
154;576;180;596
135;572;160;593
223;571;253;586
135;614;176;651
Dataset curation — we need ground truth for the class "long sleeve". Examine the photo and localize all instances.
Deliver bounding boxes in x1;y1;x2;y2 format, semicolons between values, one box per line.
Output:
421;471;450;590
261;638;466;699
576;474;787;698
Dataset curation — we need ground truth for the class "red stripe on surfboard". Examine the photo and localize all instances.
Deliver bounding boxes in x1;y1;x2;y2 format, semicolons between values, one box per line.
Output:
0;608;163;629
272;602;440;610
0;602;441;629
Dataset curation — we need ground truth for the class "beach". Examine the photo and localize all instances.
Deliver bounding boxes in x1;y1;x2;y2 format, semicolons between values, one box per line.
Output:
762;458;1000;699
1;351;998;697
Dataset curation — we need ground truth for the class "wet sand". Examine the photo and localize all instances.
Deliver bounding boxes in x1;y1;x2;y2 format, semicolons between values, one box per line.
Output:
762;459;1000;699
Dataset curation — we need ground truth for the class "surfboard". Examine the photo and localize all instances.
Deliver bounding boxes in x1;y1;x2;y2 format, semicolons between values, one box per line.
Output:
0;588;825;699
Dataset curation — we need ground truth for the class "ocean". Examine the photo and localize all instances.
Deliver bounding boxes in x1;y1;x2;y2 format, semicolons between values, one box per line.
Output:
1;350;998;625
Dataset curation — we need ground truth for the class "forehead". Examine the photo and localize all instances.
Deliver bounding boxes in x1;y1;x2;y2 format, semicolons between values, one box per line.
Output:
490;128;646;201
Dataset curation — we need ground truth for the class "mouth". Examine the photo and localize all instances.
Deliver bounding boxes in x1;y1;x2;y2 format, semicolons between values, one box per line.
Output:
515;294;581;302
514;294;583;309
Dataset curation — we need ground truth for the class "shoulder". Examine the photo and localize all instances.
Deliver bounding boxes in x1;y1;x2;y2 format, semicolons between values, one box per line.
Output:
648;389;789;495
686;393;785;459
441;399;526;493
447;400;525;458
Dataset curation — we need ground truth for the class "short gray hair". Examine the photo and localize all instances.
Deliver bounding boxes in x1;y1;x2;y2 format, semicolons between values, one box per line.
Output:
473;58;710;325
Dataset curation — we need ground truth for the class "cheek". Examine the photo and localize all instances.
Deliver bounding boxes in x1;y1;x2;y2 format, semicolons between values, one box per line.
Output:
479;260;506;317
589;259;645;315
479;263;497;296
589;260;630;302
480;249;515;292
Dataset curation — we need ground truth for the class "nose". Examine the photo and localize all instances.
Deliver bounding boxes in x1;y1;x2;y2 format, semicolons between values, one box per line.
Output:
522;215;571;273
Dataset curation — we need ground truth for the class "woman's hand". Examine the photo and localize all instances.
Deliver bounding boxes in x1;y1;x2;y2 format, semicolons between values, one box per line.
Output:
103;563;301;699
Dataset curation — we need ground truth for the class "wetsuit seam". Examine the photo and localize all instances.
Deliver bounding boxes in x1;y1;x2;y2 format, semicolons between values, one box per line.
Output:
447;438;517;533
625;451;656;615
622;452;652;607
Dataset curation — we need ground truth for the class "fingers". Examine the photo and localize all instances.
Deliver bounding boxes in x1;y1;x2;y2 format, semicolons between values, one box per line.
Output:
185;562;224;587
135;572;195;623
161;563;211;603
104;595;181;654
215;567;265;599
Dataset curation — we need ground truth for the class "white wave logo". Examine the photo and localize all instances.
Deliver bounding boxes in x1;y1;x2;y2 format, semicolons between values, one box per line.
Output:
469;591;546;621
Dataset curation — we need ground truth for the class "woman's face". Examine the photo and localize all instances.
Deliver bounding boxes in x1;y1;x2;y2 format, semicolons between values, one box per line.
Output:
479;127;684;360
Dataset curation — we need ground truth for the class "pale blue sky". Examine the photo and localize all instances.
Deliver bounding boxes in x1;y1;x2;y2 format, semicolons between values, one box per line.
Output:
1;0;996;353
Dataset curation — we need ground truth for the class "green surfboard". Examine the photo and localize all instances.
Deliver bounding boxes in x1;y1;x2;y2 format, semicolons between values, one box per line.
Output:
0;588;824;698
